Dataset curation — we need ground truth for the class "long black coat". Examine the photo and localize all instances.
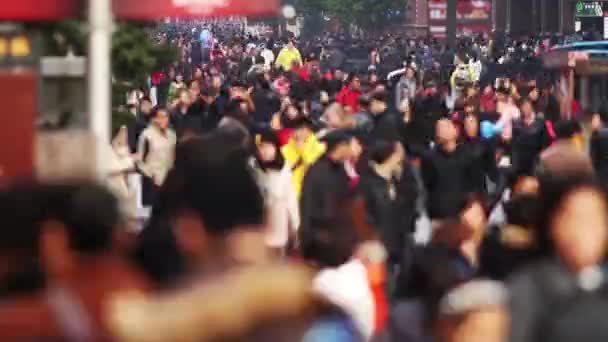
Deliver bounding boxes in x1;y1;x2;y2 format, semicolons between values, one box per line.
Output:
299;156;353;234
359;164;418;262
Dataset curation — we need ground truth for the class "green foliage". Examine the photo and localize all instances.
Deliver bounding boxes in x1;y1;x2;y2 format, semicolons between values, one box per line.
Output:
112;109;136;139
295;0;406;30
112;22;177;86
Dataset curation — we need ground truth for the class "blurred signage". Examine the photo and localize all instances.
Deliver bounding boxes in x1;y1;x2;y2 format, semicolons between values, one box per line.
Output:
428;0;491;38
113;0;280;19
0;25;38;68
0;0;82;20
575;1;604;17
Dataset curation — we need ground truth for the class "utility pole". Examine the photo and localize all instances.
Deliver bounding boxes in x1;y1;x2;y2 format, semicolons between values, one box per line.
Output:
88;0;113;177
447;0;457;48
506;0;512;33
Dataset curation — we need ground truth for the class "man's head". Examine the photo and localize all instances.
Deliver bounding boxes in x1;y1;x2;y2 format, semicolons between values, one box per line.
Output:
554;120;583;145
177;88;193;108
436;118;459;145
370;91;388;114
347;73;362;91
322;130;353;162
152;107;171;130
162;134;266;267
140;97;153;115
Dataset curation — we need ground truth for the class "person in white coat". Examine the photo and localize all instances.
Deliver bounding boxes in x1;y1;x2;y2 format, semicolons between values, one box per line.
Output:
253;131;300;255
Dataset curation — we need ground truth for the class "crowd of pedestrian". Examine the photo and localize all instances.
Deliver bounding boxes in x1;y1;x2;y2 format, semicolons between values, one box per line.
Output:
2;21;608;342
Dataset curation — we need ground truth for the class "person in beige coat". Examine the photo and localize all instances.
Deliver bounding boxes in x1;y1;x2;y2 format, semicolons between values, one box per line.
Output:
137;108;177;206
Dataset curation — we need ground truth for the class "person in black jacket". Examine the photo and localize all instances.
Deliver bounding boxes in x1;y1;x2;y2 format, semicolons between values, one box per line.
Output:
417;118;477;220
590;113;608;185
367;90;404;145
359;140;418;269
460;113;499;194
407;79;449;149
510;98;551;177
299;130;354;235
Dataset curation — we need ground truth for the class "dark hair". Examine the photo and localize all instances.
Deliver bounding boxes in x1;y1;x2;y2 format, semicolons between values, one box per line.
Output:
504;194;540;228
368;140;396;164
38;183;120;255
151;106;169;118
161;134;264;236
300;202;360;269
140;96;152;104
554;120;582;140
255;131;285;171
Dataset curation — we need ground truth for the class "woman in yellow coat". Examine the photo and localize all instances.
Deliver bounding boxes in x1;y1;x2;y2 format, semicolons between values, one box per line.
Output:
281;117;326;198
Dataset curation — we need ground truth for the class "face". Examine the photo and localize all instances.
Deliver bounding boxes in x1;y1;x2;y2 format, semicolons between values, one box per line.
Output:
464;116;479;138
335;70;344;80
189;82;201;98
551;187;608;272
140;101;152;115
369;74;378;84
496;92;508;103
153;110;170;130
466;87;478;98
461;200;487;243
286;105;299;119
529;88;539;101
333;142;353;161
483;85;493;95
520;101;534;117
180;91;192;106
258;142;277;162
194;68;203;79
169;69;176;79
405;68;415;79
350;137;363;161
436;119;458;143
351;77;362;90
211;76;222;90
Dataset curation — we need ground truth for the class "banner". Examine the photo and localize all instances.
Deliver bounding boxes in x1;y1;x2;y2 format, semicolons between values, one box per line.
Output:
428;0;492;38
0;0;82;20
113;0;280;20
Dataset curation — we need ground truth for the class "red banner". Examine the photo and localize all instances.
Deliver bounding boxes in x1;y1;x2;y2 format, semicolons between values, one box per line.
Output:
113;0;280;20
0;0;82;20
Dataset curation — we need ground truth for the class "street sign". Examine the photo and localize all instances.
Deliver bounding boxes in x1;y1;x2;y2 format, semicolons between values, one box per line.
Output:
113;0;280;19
0;0;82;21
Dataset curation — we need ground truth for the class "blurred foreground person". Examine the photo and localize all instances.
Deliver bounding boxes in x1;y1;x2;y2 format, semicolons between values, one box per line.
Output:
0;182;151;340
509;181;608;342
132;130;264;287
301;215;375;340
435;280;510;342
110;264;363;342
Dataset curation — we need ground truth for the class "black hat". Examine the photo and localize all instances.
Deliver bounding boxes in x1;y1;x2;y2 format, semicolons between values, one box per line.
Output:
321;129;352;153
257;130;281;146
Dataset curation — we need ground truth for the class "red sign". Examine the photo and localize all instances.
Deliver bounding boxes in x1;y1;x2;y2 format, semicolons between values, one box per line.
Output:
113;0;280;19
428;0;492;38
0;0;82;20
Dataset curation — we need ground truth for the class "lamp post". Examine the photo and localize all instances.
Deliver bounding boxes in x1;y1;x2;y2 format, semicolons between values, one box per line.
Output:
88;0;113;177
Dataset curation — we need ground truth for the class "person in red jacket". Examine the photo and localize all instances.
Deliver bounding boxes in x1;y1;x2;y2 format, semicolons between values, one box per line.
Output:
337;73;363;114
